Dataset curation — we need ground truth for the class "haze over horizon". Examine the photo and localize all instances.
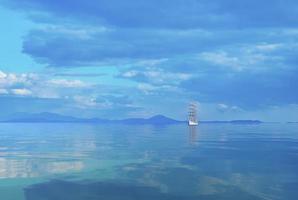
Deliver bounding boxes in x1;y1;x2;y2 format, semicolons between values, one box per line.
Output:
1;0;298;122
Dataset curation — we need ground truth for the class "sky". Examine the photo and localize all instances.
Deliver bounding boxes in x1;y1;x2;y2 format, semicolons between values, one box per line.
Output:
0;0;298;121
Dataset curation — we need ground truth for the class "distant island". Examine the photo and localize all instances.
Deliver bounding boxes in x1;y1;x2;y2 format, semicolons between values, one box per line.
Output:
0;112;263;125
200;120;262;124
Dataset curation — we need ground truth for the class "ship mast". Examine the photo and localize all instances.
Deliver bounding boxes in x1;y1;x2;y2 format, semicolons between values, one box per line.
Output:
188;102;198;126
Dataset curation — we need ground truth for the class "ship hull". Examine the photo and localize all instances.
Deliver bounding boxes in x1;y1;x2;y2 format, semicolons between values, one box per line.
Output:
188;121;198;126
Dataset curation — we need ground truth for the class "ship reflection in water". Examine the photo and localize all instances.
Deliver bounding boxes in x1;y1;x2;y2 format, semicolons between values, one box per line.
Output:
188;125;198;145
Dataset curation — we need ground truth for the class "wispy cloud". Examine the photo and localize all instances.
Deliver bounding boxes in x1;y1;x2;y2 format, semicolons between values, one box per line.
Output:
54;72;106;77
11;88;32;96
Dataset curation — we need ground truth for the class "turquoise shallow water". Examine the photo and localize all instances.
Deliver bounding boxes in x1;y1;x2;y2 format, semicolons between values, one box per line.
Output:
0;123;297;200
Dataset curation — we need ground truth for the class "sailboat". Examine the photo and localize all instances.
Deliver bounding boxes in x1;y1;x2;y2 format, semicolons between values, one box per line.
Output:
188;102;198;126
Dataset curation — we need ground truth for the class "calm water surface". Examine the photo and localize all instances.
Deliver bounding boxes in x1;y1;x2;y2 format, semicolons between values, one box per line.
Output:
0;123;297;200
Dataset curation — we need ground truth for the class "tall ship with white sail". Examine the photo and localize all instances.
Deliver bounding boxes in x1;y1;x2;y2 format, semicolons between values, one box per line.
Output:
188;102;198;126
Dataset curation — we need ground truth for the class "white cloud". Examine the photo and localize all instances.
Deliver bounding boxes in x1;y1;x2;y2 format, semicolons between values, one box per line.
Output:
38;25;109;40
47;79;87;88
137;83;178;95
0;71;6;79
0;70;37;88
137;83;156;94
0;89;8;94
121;68;192;85
255;43;283;51
122;70;138;78
0;71;38;96
198;51;246;71
136;58;169;66
197;43;283;72
73;96;98;108
0;70;92;100
217;103;241;112
11;88;32;96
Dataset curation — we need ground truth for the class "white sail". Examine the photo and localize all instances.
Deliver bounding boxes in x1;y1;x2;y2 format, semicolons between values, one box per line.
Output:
188;102;198;126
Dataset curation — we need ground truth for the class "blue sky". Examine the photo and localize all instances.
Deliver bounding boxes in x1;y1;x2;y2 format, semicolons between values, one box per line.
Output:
0;0;298;121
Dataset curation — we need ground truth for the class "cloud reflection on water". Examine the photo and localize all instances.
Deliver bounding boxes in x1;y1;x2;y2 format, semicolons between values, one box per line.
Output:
0;158;84;178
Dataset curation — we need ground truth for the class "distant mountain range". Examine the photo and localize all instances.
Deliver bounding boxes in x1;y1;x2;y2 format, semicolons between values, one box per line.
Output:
0;112;263;124
0;112;182;124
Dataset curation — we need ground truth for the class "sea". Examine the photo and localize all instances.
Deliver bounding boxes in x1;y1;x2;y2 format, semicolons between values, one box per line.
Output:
0;123;297;200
